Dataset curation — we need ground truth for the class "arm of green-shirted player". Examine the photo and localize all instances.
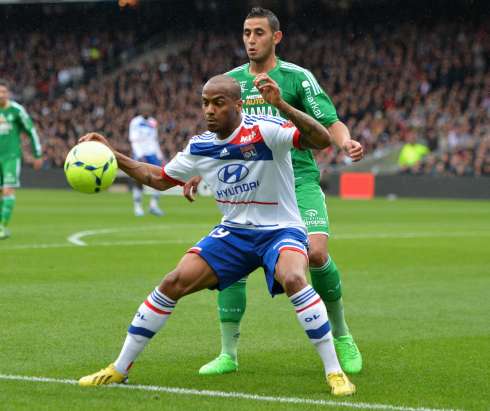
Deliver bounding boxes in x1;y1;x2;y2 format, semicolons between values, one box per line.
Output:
18;106;43;169
296;71;364;161
327;121;363;162
79;133;175;191
254;73;331;150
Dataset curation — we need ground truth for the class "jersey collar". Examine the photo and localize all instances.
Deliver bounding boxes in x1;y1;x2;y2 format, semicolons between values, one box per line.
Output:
246;58;282;78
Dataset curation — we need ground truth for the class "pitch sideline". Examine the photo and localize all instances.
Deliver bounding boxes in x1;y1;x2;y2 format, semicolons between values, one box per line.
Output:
0;374;460;411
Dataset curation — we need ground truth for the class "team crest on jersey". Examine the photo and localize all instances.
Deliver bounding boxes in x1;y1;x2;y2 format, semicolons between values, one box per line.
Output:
240;144;257;160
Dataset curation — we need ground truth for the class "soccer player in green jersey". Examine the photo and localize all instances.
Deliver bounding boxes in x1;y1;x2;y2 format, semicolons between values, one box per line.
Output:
184;8;364;375
0;80;43;239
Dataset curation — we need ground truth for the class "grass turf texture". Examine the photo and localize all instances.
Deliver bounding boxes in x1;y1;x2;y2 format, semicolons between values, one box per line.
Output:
0;189;489;411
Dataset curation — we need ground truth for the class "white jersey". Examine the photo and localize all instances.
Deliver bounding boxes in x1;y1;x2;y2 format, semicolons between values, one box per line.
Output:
163;114;306;231
129;115;162;159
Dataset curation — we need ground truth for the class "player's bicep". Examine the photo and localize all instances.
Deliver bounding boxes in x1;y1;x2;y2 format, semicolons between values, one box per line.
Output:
161;147;196;186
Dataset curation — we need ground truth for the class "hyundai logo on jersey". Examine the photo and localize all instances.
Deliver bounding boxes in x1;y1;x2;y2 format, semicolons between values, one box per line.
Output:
218;164;250;184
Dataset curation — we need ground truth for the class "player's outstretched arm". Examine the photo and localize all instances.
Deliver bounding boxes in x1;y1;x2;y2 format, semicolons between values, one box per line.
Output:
79;133;175;191
327;121;364;162
254;74;331;149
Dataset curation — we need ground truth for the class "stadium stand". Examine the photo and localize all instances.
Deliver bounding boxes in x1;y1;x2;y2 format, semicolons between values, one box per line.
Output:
3;3;488;177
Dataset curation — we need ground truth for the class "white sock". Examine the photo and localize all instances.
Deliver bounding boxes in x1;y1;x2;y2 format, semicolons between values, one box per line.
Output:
114;288;176;374
149;195;160;209
132;186;143;205
290;285;342;375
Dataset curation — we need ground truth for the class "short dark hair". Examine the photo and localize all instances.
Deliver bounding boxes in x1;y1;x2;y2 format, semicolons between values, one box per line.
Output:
0;79;9;89
246;7;280;32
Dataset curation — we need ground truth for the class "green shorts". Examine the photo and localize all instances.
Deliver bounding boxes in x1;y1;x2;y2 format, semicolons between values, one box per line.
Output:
0;156;21;188
295;182;330;236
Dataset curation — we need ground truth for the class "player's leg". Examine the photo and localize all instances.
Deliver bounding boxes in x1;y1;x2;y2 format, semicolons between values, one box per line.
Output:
146;155;165;216
272;248;355;396
0;157;20;239
79;252;218;386
309;234;361;373
297;183;362;373
0;162;4;238
149;190;164;216
131;180;144;216
198;279;246;375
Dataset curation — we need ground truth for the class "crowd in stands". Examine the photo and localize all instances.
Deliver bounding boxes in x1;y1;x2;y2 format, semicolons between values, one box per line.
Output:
10;20;490;177
1;31;138;102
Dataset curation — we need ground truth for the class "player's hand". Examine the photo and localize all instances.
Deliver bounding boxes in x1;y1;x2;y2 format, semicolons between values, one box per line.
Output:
78;133;112;149
254;74;282;107
32;158;43;170
183;176;202;202
342;140;364;162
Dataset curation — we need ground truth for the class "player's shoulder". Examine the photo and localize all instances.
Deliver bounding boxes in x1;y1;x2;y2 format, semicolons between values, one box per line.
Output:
243;113;288;127
278;60;323;95
243;115;291;138
189;131;216;145
10;101;27;114
225;63;249;78
130;115;142;124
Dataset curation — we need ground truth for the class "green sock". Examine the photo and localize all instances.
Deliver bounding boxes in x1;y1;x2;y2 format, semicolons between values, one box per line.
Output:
0;197;3;225
217;279;247;361
1;195;15;226
310;257;350;338
220;322;240;361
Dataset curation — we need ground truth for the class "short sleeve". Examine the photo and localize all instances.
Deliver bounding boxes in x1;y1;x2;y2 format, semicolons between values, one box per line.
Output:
259;117;301;156
162;143;196;186
296;70;339;127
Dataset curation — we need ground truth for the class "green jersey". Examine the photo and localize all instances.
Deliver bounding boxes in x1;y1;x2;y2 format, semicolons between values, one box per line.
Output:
227;59;338;186
0;101;42;160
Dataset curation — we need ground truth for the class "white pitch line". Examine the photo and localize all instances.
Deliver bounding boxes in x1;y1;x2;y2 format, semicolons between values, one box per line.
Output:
1;231;489;252
0;374;461;411
0;239;191;251
68;228;121;246
67;224;209;246
333;231;490;240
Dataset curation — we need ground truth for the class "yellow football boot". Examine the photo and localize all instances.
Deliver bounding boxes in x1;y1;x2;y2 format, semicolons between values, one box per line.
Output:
326;372;356;396
79;363;128;387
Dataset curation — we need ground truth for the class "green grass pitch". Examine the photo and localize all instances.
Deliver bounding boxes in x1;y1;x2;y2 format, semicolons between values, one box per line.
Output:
0;189;489;411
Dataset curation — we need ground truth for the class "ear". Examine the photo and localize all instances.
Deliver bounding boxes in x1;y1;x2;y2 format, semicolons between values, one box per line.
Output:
236;99;243;112
273;30;283;46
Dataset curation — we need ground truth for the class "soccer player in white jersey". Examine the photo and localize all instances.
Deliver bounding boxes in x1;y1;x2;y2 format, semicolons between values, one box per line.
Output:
78;74;356;396
129;102;164;216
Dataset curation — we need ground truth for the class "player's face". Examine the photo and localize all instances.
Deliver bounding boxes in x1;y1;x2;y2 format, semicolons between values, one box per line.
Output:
202;88;242;134
243;18;281;63
0;86;9;106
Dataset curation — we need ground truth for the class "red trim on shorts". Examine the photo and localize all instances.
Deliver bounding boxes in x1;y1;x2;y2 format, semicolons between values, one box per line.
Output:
296;297;322;313
161;168;185;186
187;247;201;255
144;300;171;315
279;246;308;260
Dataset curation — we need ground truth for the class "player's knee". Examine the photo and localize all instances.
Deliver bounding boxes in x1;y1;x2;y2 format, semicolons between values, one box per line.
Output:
3;187;14;196
282;271;308;295
308;247;328;267
159;270;187;300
